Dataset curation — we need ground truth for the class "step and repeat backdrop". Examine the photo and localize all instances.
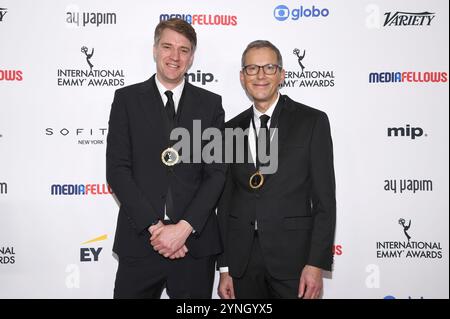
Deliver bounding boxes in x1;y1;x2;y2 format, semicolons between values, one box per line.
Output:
0;0;448;299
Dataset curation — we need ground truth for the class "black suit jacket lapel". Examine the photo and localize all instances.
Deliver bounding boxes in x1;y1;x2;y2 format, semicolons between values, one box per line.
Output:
138;76;169;150
260;95;292;190
235;107;255;175
175;82;196;129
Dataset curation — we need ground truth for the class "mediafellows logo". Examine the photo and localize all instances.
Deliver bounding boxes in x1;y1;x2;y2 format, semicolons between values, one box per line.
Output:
0;70;23;81
369;71;447;84
160;13;237;26
384;11;435;27
56;46;125;87
273;5;329;21
282;48;336;88
51;184;113;196
376;218;443;259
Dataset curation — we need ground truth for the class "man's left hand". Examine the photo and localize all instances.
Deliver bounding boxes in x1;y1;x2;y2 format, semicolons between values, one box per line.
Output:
298;265;323;299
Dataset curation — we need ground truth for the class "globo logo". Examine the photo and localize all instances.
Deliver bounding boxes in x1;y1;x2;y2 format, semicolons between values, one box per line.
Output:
274;5;329;21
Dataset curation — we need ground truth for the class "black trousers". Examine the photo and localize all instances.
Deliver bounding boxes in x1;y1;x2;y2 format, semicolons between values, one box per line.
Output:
114;252;215;299
232;232;300;299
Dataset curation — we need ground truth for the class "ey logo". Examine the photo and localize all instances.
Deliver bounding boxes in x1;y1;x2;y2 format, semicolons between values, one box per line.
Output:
80;234;106;262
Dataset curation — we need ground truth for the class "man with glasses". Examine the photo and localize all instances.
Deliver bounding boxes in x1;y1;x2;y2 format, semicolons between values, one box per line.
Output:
217;40;336;299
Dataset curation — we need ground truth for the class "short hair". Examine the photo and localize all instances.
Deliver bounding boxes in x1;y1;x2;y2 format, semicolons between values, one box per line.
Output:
241;40;283;68
154;18;197;51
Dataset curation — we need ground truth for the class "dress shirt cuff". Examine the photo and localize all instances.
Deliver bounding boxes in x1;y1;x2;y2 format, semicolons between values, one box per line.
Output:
219;267;229;273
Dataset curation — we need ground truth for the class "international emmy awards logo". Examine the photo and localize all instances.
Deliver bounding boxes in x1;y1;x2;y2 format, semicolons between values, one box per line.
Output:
293;48;306;73
398;218;411;243
81;46;94;71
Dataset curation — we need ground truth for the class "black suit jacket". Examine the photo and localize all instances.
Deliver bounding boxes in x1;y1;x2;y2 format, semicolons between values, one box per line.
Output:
107;75;225;258
217;95;336;280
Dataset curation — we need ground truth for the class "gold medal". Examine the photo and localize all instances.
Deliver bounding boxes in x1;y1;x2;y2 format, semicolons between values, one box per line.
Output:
249;171;264;189
161;147;179;166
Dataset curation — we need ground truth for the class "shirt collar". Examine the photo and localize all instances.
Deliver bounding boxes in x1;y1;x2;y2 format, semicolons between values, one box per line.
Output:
154;74;185;108
252;93;280;121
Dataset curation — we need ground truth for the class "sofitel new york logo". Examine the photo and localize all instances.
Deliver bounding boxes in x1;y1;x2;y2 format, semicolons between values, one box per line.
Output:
57;46;125;87
45;127;108;145
376;218;443;259
282;48;335;88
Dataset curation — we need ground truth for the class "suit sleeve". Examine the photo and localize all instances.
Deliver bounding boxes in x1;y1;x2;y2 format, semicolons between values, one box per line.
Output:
106;89;160;234
216;164;233;268
308;112;336;271
181;96;227;234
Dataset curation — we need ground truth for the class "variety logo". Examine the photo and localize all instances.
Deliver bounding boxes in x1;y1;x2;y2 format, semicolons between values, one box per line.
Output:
282;48;336;88
376;218;443;259
365;6;436;29
387;125;426;139
273;5;329;21
160;13;237;26
185;70;217;86
0;70;23;81
51;184;113;195
0;181;7;194
80;234;106;262
0;7;7;22
384;11;435;27
66;11;117;27
57;46;125;87
0;246;15;264
45;127;107;145
384;179;433;194
369;71;447;83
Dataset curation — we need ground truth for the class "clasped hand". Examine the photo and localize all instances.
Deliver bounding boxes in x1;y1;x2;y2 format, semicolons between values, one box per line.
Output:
149;221;192;259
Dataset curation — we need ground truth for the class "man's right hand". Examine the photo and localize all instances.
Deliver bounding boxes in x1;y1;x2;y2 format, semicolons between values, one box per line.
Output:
168;245;189;259
218;272;235;299
149;221;188;259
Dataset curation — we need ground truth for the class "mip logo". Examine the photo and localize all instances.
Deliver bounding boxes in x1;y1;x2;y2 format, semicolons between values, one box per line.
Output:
274;5;290;21
274;4;330;21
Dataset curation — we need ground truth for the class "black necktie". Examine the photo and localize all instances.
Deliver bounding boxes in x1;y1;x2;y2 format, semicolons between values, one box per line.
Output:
258;114;270;167
164;90;175;130
164;90;175;220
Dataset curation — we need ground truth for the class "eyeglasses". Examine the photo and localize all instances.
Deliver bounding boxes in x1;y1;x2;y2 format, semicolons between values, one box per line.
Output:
242;64;281;76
